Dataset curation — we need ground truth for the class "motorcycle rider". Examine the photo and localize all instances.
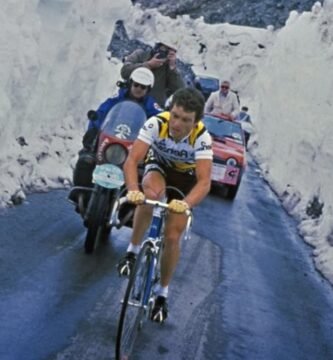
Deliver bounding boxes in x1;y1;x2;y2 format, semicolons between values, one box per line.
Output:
236;106;253;149
71;67;161;194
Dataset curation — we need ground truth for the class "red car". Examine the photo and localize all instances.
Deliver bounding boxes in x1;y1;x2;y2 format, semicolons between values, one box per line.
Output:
202;114;247;199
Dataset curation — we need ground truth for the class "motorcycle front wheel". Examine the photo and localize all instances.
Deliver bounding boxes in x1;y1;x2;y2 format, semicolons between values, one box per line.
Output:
84;187;110;254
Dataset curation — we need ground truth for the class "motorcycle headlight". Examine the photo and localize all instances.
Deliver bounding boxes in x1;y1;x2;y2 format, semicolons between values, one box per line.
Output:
104;143;128;166
226;157;238;167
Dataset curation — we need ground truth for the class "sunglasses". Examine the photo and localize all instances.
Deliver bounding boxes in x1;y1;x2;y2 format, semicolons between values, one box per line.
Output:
133;82;148;90
221;85;229;89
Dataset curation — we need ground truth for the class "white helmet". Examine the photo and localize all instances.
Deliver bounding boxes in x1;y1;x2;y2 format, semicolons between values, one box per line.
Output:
130;67;155;87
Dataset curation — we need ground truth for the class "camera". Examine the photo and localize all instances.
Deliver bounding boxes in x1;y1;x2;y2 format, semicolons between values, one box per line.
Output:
156;49;169;59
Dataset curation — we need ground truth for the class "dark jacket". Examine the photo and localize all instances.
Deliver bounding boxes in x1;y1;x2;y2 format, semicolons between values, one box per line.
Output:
121;49;184;107
88;88;161;130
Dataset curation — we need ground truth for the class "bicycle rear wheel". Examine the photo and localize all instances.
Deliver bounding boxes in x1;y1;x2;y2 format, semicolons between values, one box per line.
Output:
115;242;154;360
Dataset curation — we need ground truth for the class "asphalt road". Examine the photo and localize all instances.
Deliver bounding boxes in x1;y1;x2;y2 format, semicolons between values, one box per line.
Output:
1;157;333;360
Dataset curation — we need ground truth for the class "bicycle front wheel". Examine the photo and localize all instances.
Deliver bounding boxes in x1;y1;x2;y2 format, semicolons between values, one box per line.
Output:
116;243;154;360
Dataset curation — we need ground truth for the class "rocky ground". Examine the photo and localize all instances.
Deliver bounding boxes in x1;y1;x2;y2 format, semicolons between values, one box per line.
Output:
132;0;322;28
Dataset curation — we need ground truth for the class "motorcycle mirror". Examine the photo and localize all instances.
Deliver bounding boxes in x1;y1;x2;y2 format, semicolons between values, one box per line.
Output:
87;110;98;121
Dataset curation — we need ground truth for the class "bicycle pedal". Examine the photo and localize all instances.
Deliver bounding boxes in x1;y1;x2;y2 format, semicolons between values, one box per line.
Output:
118;263;131;277
152;309;165;323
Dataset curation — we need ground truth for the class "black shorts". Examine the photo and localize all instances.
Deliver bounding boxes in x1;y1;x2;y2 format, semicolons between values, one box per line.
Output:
144;162;196;200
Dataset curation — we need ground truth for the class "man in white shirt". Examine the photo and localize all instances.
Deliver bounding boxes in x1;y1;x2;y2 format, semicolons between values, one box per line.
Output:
204;80;240;120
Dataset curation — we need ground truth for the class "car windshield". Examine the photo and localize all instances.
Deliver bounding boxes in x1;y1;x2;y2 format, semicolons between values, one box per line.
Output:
203;115;244;144
198;77;219;90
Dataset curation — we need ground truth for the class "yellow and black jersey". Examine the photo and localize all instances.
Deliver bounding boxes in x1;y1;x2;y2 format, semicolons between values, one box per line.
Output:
138;111;213;173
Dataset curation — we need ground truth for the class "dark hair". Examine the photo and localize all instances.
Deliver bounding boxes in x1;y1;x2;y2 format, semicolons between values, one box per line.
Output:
170;87;205;121
241;106;248;111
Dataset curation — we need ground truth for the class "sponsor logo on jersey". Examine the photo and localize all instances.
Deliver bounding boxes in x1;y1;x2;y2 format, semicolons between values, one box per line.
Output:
154;139;194;160
199;140;212;151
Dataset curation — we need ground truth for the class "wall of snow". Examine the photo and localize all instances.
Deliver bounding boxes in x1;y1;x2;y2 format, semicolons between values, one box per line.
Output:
252;3;333;282
0;0;132;205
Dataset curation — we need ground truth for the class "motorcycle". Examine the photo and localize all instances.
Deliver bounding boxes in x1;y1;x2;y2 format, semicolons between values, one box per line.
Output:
68;100;147;254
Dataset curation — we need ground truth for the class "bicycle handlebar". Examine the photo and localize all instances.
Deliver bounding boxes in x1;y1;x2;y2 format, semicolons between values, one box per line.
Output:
111;196;193;239
144;198;192;216
115;197;191;214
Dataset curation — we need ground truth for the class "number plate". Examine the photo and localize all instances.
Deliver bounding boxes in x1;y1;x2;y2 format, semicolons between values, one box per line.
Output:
211;163;226;181
92;164;124;189
211;163;240;185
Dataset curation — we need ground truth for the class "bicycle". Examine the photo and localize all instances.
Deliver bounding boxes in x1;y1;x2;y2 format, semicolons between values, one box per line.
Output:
113;192;192;360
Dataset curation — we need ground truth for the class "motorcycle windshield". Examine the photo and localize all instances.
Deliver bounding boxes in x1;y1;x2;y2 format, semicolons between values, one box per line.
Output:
100;100;147;141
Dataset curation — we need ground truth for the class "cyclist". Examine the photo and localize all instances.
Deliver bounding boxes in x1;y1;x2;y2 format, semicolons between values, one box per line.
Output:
117;87;213;323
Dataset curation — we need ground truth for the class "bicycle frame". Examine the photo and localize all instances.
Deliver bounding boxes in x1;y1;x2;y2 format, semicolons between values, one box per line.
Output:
140;204;166;308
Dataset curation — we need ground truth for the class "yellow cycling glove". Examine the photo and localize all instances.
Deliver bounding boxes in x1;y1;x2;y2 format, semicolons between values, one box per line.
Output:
127;190;145;204
168;199;189;214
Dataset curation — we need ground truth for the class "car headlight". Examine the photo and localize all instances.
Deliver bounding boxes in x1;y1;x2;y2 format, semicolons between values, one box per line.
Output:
226;157;238;166
104;143;128;166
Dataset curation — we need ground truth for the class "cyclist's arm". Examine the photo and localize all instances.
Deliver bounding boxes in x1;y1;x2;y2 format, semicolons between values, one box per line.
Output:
184;158;212;208
123;139;150;191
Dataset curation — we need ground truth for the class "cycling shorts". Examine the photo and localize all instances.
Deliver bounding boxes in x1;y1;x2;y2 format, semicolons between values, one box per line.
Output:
144;161;196;200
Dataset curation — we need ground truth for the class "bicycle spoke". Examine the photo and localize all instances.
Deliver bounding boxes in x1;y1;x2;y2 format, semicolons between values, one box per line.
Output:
120;304;144;358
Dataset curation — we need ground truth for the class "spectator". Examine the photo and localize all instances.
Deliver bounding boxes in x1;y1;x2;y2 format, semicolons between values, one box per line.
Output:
204;80;240;120
120;41;184;107
236;106;253;149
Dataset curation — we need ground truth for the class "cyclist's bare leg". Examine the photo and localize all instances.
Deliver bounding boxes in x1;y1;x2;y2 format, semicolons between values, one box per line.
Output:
129;171;166;246
160;213;187;287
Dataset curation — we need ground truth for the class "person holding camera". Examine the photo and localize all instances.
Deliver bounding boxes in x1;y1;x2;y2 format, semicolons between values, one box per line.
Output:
121;41;185;107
